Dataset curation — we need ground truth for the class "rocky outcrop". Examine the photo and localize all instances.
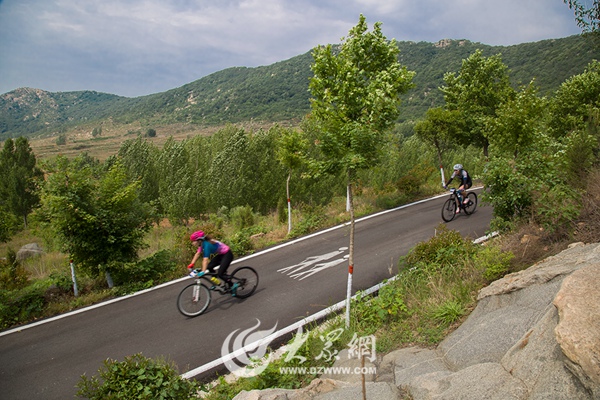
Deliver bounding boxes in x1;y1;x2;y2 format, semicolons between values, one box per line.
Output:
16;243;44;261
233;242;600;399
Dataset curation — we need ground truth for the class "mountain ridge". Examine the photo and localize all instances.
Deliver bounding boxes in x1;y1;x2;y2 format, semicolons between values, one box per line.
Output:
1;35;599;141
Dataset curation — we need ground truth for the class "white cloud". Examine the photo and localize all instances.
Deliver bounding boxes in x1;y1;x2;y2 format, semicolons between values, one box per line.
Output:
0;0;582;97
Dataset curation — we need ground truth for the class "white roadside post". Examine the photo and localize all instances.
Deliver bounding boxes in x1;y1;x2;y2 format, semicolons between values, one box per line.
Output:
70;260;79;297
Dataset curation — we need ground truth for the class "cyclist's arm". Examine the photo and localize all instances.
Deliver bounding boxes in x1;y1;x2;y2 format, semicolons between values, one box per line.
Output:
188;251;201;269
201;257;209;272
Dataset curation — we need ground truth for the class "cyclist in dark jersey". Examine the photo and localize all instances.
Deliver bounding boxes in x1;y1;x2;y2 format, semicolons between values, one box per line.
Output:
444;164;472;213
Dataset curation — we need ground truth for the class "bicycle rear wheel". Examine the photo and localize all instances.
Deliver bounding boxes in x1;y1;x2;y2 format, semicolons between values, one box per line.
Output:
441;198;457;222
463;192;478;215
177;281;211;317
230;266;259;299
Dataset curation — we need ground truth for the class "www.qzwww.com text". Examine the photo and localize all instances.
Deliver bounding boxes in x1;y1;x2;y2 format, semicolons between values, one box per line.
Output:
279;366;377;375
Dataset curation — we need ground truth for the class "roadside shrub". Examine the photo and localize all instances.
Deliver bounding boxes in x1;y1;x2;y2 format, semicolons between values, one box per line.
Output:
0;248;29;290
473;245;514;282
352;284;408;332
227;230;254;256
0;284;46;329
49;270;73;293
277;197;287;224
76;353;198;399
230;205;255;230
111;249;178;287
375;192;409;210
289;205;326;237
401;224;476;271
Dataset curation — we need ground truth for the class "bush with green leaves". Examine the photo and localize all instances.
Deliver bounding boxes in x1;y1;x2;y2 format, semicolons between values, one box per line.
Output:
473;245;514;282
110;249;179;288
230;205;255;230
76;353;199;399
0;248;28;290
0;283;46;329
401;224;476;271
352;284;408;333
0;206;19;243
226;229;255;256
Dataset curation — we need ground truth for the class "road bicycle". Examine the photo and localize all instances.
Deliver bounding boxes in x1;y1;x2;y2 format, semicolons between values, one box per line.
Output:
441;188;478;222
177;266;259;317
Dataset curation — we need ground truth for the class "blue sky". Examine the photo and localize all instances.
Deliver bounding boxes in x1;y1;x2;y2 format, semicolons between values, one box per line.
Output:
0;0;582;97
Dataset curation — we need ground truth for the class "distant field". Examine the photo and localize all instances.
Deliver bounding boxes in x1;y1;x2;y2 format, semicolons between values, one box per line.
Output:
28;120;280;161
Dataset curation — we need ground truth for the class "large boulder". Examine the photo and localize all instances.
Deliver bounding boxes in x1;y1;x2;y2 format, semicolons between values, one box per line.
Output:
229;242;600;399
16;243;44;261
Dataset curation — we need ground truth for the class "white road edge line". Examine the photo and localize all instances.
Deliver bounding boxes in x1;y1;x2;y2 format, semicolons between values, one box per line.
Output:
181;228;498;380
0;188;486;340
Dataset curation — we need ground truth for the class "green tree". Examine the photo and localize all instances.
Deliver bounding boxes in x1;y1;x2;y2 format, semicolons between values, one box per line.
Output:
117;137;161;211
0;137;43;228
157;137;197;225
488;81;547;159
308;14;415;326
564;0;600;33
548;60;600;139
40;155;155;286
441;50;514;157
414;107;463;180
245;127;287;214
208;127;253;209
276;127;308;233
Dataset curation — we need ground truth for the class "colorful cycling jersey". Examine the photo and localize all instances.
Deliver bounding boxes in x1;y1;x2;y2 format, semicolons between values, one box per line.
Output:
448;169;472;187
197;240;230;258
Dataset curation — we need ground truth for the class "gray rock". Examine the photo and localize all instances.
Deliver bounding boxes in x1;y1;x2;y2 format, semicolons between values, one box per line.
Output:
385;347;449;388
233;242;600;400
409;362;527;400
553;263;600;398
16;243;44;261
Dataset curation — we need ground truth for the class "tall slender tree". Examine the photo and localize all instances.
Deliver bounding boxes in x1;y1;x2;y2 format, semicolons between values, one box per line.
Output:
276;127;308;233
308;14;415;326
0;137;43;228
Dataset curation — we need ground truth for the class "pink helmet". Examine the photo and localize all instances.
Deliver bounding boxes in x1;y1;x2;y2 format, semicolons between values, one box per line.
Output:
190;230;205;241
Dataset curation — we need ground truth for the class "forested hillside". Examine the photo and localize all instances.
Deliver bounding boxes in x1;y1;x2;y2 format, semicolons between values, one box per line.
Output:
1;34;598;140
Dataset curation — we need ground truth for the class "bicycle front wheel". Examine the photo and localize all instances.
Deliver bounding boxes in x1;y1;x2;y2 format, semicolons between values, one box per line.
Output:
177;281;211;317
230;266;259;299
463;192;478;215
441;198;457;222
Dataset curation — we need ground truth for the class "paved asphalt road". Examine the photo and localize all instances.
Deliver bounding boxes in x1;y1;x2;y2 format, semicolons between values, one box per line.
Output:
0;190;492;399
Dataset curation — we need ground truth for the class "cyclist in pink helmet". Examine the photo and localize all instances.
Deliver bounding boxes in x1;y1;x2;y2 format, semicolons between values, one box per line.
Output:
187;230;234;286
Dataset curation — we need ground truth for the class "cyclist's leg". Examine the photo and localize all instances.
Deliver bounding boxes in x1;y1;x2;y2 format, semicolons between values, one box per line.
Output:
462;183;472;204
459;184;468;204
216;251;234;285
207;255;221;279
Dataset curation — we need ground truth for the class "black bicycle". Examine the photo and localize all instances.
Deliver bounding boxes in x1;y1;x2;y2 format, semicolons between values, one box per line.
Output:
176;266;259;317
441;188;478;222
